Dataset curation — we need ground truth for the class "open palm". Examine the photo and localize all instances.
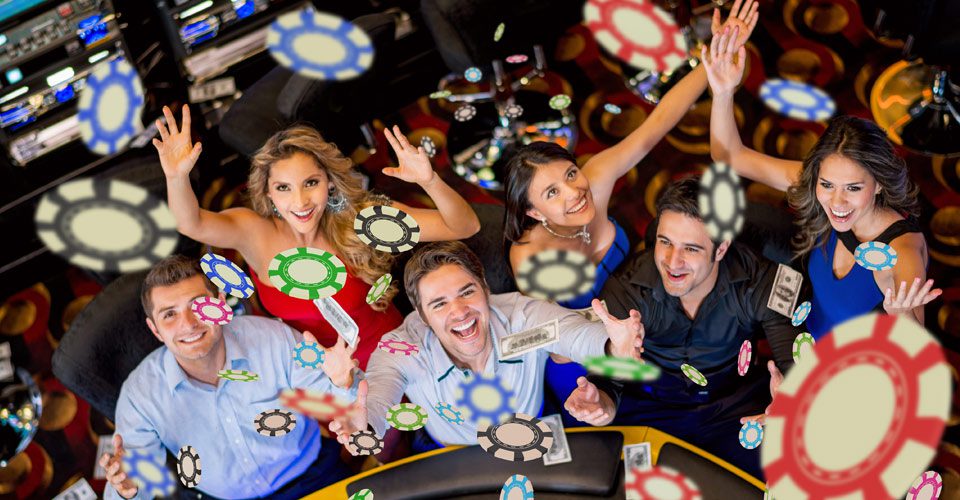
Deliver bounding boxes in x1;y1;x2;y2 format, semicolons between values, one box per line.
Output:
153;104;202;178
710;0;759;48
382;125;435;185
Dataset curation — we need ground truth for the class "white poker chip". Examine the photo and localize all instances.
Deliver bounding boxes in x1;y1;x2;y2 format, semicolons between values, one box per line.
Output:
698;162;746;242
354;205;421;253
477;413;554;462
791;301;812;327
505;104;524;119
763;313;951;499
454;103;477;122
34;178;178;272
200;253;255;298
515;249;597;303
420;136;437;158
191;296;233;325
268;247;347;299
267;8;374;80
737;339;752;376
500;474;535;499
122;448;177;498
759;79;836;122
464;66;483;83
854;241;899;272
624;465;702;499
177;446;201;488
77;57;145;155
254;409;297;436
584;0;689;73
907;471;943;500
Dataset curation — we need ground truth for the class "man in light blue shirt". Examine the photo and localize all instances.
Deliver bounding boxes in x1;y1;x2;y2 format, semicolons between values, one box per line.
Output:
99;255;359;499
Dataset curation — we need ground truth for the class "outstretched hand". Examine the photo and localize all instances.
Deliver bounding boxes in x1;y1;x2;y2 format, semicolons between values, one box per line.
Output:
98;434;138;499
564;376;616;426
153;104;202;179
740;360;783;425
328;379;370;454
592;299;644;360
883;277;942;317
382;125;436;186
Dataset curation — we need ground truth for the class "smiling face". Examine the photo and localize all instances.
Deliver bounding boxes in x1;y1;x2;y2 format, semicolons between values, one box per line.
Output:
654;210;729;299
525;160;595;228
417;264;492;366
145;275;224;363
268;151;330;233
815;154;882;231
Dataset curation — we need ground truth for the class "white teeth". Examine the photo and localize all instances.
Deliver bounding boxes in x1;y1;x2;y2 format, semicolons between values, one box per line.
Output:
831;208;852;217
293;208;313;217
451;318;476;332
568;197;586;213
182;332;203;343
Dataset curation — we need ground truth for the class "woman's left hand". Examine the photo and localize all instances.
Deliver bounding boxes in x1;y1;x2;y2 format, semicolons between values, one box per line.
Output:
883;277;942;316
382;125;436;186
710;0;759;48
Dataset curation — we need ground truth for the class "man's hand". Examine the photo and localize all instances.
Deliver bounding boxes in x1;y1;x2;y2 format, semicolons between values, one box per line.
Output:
710;0;759;48
593;299;644;359
564;377;616;426
310;331;357;389
329;379;370;454
740;360;783;425
98;434;138;499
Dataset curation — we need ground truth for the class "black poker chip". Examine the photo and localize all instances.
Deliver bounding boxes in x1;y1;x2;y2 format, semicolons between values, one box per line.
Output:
477;413;554;462
254;409;297;437
348;429;384;456
354;205;421;253
698;162;746;242
177;446;201;488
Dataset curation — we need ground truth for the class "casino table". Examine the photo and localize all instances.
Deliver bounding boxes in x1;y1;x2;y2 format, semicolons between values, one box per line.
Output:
307;426;766;499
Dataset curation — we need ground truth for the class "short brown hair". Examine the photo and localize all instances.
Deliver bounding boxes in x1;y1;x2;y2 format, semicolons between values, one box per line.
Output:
141;255;218;316
656;176;720;257
403;241;488;314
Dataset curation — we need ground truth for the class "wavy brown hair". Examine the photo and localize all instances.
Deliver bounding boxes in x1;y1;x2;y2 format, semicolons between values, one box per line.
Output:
786;116;920;258
247;125;397;310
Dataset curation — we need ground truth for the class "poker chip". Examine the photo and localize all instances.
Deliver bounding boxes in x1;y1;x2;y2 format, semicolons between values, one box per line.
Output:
366;273;393;304
348;430;384;456
122;448;177;498
420;136;437;158
515;249;597;303
549;94;571;110
584;0;688;73
505;104;524;119
505;54;528;64
454;372;517;428
908;471;943;500
35;178;178;272
583;355;661;382
759;79;836;122
739;421;764;450
176;446;201;488
737;340;752;376
217;369;260;382
624;465;702;500
279;388;351;421
378;338;420;356
292;340;325;368
792;301;812;327
604;103;622;114
191;296;233;325
77;57;145;155
268;247;347;299
791;332;815;363
354;205;421;253
500;474;534;500
454;103;478;122
698;162;746;242
493;22;505;42
429;90;452;99
477;413;554;462
200;253;255;298
464;66;483;83
680;363;707;386
763;313;951;499
386;402;429;431
255;409;297;436
854;241;898;272
434;402;466;425
349;489;374;500
267;8;373;80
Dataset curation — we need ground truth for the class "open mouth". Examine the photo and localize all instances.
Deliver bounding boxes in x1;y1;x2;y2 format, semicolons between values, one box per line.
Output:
829;207;853;224
567;196;588;214
665;269;688;283
449;317;480;342
179;331;206;345
291;207;315;222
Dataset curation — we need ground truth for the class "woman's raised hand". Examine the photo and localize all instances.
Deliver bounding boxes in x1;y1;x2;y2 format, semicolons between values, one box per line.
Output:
153;104;202;179
382;125;436;186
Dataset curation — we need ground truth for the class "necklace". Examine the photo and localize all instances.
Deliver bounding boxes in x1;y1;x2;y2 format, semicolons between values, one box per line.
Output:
541;220;591;245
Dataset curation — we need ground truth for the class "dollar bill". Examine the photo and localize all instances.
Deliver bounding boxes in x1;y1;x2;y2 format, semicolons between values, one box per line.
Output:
570;300;607;322
541;414;573;466
499;319;559;360
93;435;114;480
53;478;96;500
766;263;802;318
313;297;359;348
623;442;652;473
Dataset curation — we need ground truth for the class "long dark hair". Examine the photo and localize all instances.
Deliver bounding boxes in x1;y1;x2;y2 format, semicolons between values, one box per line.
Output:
503;142;578;245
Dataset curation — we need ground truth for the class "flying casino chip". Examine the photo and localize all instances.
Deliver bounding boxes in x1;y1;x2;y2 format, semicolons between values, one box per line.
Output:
680;363;707;386
354;205;421;253
454;103;478;122
584;0;689;73
737;340;752;376
268;247;347;300
200;253;255;298
454;372;518;428
908;471;943;500
759;79;836;122
191;296;234;326
386;402;429;431
122;448;177;498
698;162;746;242
420;136;437;158
77;57;145;155
254;408;297;436
505;104;524;119
348;430;384;456
624;465;702;500
762;313;951;500
434;402;466;425
791;332;815;363
349;489;374;500
218;369;260;382
430;90;452;99
477;413;554;462
854;241;899;272
279;388;351;421
367;273;393;304
292;340;325;368
739;421;764;450
464;66;483;83
505;54;528;64
549;94;571;110
493;22;505;42
604;103;622;114
500;474;534;500
515;249;597;303
792;301;812;327
176;446;201;488
378;338;420;356
584;355;661;382
35;178;178;273
266;8;373;80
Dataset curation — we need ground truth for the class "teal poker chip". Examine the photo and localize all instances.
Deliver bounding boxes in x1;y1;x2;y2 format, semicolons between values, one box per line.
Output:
434;402;465;425
792;332;816;363
680;363;707;386
604;103;622;114
78;57;145;155
201;253;255;298
854;241;898;272
454;372;517;428
268;247;347;299
354;205;421;253
792;301;812;327
759;79;836;122
267;8;373;80
549;94;571;110
699;162;746;242
464;66;483;83
515;249;596;303
122;448;177;498
292;340;325;368
176;445;201;488
583;356;660;382
386;403;429;431
366;273;393;304
500;474;534;499
739;421;763;450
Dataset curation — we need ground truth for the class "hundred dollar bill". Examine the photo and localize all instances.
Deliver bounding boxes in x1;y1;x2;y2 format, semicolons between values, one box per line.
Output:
766;263;802;318
541;414;573;466
624;442;652;472
313;297;359;348
499;319;559;360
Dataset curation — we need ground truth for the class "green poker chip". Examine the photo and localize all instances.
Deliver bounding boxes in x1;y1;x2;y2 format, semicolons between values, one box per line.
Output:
549;94;571;110
366;273;393;304
217;370;260;382
349;489;374;500
493;22;505;42
267;247;347;300
680;363;707;386
429;90;452;100
792;332;816;363
386;402;429;431
583;356;660;382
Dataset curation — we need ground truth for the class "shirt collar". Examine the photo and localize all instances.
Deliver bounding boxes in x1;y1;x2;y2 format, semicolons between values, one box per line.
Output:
163;326;249;394
430;302;509;381
628;244;751;301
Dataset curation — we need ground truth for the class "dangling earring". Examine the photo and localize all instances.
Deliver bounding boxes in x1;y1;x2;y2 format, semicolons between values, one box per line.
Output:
270;201;281;218
326;184;347;214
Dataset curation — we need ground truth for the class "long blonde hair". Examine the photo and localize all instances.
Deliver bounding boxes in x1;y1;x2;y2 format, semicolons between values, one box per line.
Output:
247;125;397;310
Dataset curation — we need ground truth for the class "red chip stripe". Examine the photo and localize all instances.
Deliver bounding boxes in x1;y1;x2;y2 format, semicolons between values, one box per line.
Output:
624;466;702;499
279;388;352;421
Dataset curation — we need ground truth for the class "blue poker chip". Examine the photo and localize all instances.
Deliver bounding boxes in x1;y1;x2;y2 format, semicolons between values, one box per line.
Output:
500;474;535;500
267;8;374;81
464;66;483;83
122;448;177;498
434;402;465;425
454;372;517;428
854;241;898;272
77;57;145;155
739;421;764;450
200;253;255;299
791;301;812;327
292;341;325;368
604;103;622;114
759;79;836;122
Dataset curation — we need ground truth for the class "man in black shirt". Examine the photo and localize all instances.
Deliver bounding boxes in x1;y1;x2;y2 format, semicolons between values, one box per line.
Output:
564;177;797;479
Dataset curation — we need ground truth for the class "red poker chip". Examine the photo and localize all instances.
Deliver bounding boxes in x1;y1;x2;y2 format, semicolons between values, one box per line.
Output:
279;388;351;421
763;313;951;499
584;0;688;73
378;339;420;356
505;54;528;64
191;297;233;325
624;465;702;499
737;340;752;376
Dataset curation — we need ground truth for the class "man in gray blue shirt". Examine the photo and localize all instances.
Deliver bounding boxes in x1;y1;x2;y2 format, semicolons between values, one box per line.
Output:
99;255;360;499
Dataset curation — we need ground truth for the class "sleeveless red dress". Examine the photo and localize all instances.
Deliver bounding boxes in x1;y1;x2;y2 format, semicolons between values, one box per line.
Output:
248;267;402;369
